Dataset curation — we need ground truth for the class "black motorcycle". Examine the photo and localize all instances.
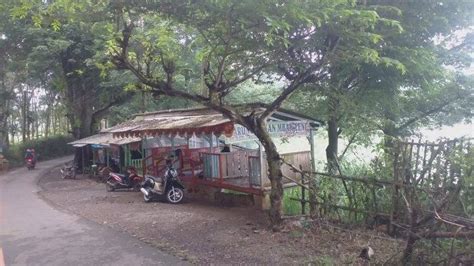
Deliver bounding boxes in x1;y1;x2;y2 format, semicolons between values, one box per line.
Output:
140;164;185;204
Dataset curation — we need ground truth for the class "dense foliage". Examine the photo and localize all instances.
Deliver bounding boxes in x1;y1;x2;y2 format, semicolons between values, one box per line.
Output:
3;135;74;166
0;1;472;258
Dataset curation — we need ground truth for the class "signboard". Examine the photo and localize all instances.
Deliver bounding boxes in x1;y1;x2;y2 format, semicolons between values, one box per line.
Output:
230;121;310;142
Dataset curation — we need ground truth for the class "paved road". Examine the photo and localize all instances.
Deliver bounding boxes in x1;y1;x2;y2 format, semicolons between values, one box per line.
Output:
0;157;185;266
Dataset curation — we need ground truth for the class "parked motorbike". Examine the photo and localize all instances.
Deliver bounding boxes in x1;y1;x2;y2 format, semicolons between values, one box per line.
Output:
140;164;185;204
106;168;143;192
60;163;76;179
26;158;35;170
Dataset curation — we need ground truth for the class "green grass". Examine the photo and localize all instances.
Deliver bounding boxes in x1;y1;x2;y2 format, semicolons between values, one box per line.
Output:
283;186;309;215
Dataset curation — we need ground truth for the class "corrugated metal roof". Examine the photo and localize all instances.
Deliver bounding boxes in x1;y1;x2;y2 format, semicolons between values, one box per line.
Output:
68;133;141;146
104;111;234;138
101;105;321;139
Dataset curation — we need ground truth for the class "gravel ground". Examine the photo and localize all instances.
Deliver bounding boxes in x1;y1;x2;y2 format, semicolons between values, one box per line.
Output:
38;166;404;264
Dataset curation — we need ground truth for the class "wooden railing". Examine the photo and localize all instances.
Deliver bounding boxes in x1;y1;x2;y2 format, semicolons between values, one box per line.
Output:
201;152;221;179
200;150;261;186
248;155;261;186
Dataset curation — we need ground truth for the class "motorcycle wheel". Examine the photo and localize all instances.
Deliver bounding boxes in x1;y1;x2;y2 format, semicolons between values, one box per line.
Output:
106;183;115;192
143;193;152;203
166;187;184;204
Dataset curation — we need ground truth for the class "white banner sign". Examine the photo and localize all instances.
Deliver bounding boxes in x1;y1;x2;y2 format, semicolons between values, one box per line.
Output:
231;121;310;141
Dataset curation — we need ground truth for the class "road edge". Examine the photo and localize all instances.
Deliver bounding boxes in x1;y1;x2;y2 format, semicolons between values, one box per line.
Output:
35;160;196;264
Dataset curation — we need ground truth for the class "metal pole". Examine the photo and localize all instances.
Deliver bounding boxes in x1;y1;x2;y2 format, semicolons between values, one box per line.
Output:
308;128;316;172
208;133;213;152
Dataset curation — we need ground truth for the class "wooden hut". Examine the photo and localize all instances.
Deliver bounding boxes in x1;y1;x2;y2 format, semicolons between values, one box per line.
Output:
102;105;323;208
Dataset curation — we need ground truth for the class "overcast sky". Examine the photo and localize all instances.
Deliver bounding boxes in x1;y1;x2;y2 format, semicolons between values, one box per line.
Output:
421;122;473;141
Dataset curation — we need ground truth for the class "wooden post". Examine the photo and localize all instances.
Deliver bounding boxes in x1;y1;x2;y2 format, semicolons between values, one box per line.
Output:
307;128;317;218
126;144;130;167
81;146;85;173
219;153;225;183
259;143;265;187
300;165;306;215
389;142;401;236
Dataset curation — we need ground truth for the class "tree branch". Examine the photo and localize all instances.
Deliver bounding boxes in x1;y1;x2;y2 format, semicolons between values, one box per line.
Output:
396;98;459;132
260;70;325;120
114;46;254;125
91;91;135;121
260;34;339;120
225;64;268;89
338;131;358;161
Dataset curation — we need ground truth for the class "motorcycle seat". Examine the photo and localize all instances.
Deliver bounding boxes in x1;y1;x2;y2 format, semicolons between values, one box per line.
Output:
145;175;163;182
111;173;126;178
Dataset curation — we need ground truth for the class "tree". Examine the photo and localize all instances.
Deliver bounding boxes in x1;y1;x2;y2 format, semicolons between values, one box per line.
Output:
3;0;138;140
57;24;135;138
289;0;473;171
0;5;30;148
104;0;403;227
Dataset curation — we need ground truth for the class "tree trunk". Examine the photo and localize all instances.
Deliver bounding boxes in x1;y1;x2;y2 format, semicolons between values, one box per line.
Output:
249;118;284;229
68;107;95;139
326;94;339;174
44;107;50;138
402;208;418;264
21;90;28;142
0;98;10;149
9;115;15;145
62;73;97;139
383;122;401;236
33;102;39;139
326;116;339;173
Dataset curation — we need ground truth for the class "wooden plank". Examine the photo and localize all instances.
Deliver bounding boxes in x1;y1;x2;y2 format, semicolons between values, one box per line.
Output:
419;141;428;185
414;139;421;178
194;178;263;195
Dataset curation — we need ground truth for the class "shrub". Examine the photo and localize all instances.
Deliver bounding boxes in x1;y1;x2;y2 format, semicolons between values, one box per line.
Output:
283;186;309;215
3;135;75;167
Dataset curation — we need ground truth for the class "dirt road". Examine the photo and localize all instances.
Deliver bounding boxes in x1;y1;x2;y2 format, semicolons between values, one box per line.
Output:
0;157;185;266
35;158;403;264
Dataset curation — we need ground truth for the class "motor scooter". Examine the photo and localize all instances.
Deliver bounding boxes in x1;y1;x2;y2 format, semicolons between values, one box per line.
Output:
26;158;35;170
60;163;76;179
106;168;143;192
140;164;185;204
